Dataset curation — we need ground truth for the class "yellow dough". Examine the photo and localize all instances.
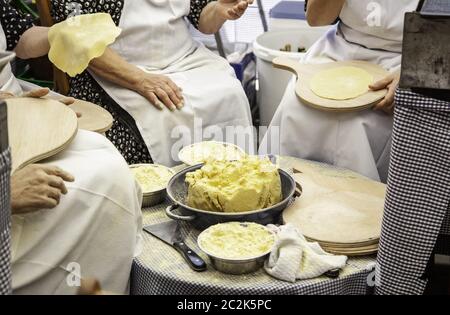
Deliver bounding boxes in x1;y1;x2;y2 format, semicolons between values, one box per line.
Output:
130;165;174;193
199;222;275;259
309;66;373;100
48;13;121;77
185;157;282;213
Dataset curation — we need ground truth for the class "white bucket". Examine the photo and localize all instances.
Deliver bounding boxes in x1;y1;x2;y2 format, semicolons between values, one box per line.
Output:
253;28;327;127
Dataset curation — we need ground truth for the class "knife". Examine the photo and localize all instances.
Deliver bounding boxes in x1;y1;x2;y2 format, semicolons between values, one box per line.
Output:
144;221;207;272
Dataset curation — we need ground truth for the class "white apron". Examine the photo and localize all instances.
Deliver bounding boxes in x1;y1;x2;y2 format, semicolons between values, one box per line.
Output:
11;130;143;295
0;25;22;95
260;0;419;182
0;27;143;294
90;0;255;166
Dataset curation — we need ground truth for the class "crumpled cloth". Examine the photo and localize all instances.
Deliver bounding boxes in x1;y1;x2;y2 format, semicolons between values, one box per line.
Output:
264;224;348;283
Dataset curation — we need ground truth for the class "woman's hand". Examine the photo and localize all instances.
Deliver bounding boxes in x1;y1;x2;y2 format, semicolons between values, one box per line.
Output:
1;88;80;116
135;73;184;111
22;88;76;106
11;164;75;214
369;71;401;114
216;0;254;20
198;0;253;34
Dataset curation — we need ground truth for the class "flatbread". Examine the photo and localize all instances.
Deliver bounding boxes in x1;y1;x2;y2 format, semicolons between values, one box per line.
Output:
48;13;121;77
283;171;386;244
309;66;373;100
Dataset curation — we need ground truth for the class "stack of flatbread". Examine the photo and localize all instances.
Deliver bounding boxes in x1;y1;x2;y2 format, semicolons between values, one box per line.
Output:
282;160;386;256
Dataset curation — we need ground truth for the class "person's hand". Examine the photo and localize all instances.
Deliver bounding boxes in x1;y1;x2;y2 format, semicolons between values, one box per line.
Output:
216;0;254;20
0;91;14;100
23;88;76;106
369;71;400;115
11;164;75;214
0;88;81;117
135;73;184;111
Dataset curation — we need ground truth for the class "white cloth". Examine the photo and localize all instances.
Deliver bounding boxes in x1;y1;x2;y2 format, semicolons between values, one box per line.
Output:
259;0;419;182
91;0;255;166
264;224;347;283
11;130;143;295
0;25;21;95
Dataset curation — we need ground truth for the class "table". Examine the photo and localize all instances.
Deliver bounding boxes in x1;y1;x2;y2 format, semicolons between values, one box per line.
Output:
130;157;377;295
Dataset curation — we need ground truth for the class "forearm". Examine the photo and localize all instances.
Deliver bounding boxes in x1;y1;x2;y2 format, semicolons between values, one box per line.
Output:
198;2;226;35
306;0;345;26
88;47;145;92
14;26;50;59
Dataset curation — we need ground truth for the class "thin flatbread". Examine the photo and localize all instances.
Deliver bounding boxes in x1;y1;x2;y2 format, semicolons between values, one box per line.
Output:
310;66;374;100
48;13;121;77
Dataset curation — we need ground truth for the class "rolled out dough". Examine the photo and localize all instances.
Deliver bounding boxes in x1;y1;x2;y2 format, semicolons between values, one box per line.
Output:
48;13;121;77
309;66;373;100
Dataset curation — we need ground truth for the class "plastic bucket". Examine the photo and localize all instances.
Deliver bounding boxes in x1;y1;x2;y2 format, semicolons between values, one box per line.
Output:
253;28;327;127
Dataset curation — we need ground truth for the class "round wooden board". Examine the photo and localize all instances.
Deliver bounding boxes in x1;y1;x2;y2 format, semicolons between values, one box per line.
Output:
69;99;113;133
306;236;379;248
282;165;386;245
273;57;389;112
7;97;78;172
323;246;378;257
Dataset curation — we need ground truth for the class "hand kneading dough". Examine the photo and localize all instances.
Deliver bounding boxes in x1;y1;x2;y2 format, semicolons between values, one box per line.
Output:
309;66;373;100
186;157;282;213
48;13;121;77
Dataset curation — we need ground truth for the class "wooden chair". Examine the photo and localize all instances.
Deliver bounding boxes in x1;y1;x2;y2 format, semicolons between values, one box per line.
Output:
35;0;70;95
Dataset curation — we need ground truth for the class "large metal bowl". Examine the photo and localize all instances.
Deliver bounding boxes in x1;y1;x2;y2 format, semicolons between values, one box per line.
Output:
165;164;300;229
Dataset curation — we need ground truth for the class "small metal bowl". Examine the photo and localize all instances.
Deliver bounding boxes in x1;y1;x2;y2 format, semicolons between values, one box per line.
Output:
197;222;275;275
129;164;175;207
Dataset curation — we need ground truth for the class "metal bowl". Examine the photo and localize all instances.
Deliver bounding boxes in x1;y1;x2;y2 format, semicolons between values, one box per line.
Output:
165;164;301;229
197;222;275;275
129;164;175;207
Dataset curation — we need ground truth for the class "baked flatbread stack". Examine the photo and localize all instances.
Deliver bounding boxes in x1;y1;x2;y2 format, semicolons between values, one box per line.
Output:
282;162;386;256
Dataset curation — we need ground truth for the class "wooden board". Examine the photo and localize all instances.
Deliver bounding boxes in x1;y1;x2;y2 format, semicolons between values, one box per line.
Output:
323;245;378;257
7;97;78;172
273;57;389;112
283;165;387;245
69;99;113;133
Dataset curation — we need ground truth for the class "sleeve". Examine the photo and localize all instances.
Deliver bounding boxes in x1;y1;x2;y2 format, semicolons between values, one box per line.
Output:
0;0;34;51
187;0;214;29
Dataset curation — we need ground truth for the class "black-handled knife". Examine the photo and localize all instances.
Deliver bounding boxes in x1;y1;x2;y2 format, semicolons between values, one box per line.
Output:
144;221;207;272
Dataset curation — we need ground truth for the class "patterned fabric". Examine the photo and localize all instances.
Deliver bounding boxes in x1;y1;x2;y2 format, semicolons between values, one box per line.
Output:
375;89;450;295
51;0;212;165
0;102;11;295
0;0;34;50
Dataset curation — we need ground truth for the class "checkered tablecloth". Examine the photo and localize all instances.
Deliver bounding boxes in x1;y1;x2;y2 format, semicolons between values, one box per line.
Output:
375;89;450;295
131;157;377;295
0;101;11;295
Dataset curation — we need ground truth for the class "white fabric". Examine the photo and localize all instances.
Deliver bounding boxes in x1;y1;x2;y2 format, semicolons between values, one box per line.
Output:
11;130;143;295
91;0;255;166
0;24;143;295
260;0;418;182
264;224;347;283
0;25;21;95
339;0;419;53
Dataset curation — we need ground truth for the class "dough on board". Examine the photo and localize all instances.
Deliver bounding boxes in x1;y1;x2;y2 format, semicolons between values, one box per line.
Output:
309;66;374;100
48;13;121;77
